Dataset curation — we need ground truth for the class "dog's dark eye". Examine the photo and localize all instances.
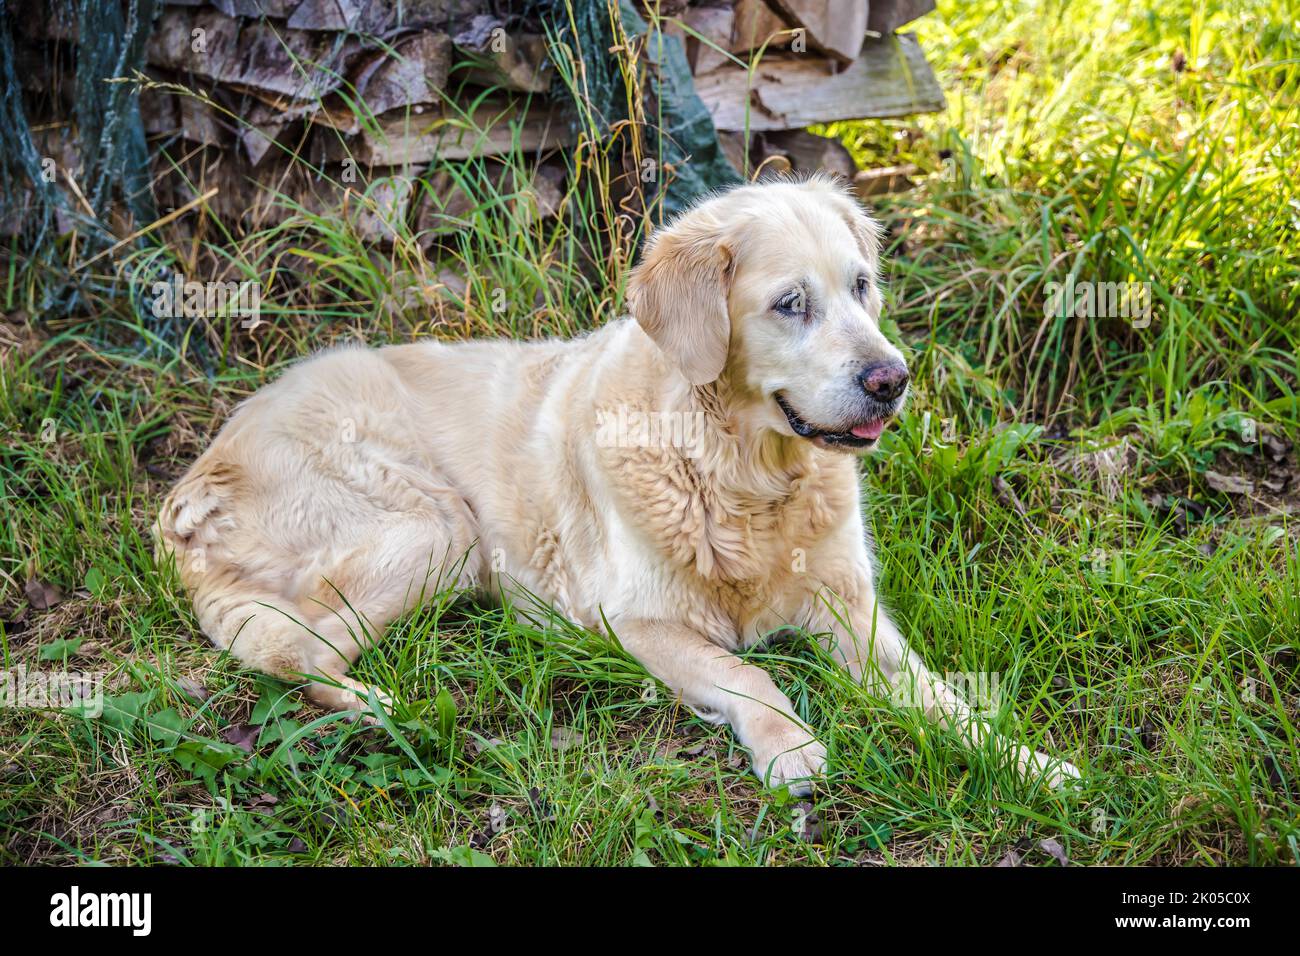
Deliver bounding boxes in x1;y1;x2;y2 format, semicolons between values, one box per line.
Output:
775;289;806;316
855;275;872;301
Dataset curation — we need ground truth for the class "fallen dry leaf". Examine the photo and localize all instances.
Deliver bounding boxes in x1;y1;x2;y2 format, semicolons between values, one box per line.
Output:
792;801;823;844
24;577;65;610
1262;433;1291;462
1206;470;1254;495
468;735;505;757
221;723;259;753
176;676;211;702
549;726;578;751
1038;837;1071;866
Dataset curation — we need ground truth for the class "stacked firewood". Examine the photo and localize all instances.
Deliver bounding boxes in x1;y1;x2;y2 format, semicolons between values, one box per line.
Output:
10;0;941;242
673;0;939;178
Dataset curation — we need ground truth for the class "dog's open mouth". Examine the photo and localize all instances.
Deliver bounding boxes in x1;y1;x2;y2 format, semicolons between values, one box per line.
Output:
776;394;890;449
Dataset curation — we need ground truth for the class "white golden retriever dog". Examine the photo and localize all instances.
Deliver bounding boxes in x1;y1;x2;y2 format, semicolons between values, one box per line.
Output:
157;177;1079;792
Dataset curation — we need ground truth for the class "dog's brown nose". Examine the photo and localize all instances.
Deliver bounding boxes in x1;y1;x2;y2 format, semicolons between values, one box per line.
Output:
858;362;910;403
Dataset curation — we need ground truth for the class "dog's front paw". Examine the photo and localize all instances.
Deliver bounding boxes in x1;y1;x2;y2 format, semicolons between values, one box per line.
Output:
746;717;827;796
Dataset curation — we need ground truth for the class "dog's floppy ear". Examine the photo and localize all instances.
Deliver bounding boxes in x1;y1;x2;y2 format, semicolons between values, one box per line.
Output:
828;188;885;265
628;213;734;386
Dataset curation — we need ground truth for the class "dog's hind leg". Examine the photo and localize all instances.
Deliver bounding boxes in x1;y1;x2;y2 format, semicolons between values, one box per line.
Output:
189;582;371;712
160;470;483;715
293;507;484;712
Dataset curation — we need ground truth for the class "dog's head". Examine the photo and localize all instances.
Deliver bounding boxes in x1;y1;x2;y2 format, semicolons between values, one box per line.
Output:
628;176;908;454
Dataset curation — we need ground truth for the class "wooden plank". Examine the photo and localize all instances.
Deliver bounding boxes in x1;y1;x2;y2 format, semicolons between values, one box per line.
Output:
692;33;945;131
769;0;868;63
867;0;937;34
326;101;574;166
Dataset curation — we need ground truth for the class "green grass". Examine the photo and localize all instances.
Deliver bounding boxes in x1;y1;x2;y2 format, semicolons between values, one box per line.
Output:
831;0;1300;427
1;0;1297;865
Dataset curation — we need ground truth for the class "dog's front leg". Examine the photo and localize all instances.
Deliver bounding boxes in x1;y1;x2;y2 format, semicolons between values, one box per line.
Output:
815;586;1080;788
611;617;826;793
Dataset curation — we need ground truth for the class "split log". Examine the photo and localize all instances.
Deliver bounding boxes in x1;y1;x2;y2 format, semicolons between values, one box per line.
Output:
213;20;359;99
715;130;751;176
14;0;944;249
759;129;856;178
0;129;82;236
212;0;299;16
730;0;793;54
287;0;480;34
452;15;553;92
140;87;180;136
353;32;453;114
147;17;455;158
769;0;868;63
237;114;290;165
13;45;76;111
150;86;298;163
15;11;79;41
693;33;944;131
146;8;360;101
682;5;733;75
151;153;423;242
180;95;231;147
285;0;365;30
415;160;565;241
718;129;860;181
325;99;574;166
150;152;318;229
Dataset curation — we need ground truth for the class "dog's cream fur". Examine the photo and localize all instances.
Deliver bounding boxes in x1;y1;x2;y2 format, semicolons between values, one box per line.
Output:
157;178;1079;791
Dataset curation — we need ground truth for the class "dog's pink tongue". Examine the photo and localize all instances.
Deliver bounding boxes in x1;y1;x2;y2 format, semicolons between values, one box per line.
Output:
851;420;885;440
